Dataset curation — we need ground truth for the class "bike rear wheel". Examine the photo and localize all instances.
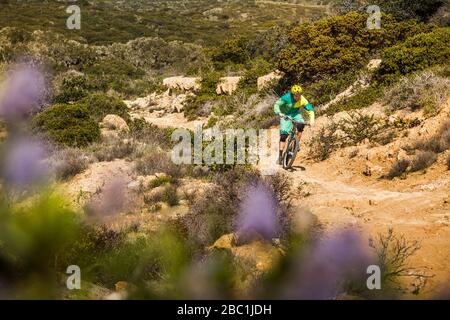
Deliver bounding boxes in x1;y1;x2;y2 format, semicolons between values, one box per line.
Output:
282;137;298;169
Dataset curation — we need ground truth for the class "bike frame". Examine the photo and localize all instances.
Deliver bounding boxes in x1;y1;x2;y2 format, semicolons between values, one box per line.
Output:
280;116;309;169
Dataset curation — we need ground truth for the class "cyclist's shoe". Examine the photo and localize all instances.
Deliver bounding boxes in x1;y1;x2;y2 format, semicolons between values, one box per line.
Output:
277;155;283;165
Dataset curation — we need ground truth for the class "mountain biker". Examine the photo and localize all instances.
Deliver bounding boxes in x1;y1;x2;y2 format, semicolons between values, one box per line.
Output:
273;84;315;165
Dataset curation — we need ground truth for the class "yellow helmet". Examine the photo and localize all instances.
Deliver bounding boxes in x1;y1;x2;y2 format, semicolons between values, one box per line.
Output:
291;84;303;95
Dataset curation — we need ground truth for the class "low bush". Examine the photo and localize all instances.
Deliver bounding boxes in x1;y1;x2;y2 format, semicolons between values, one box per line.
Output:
53;71;90;104
174;167;293;250
50;147;91;180
184;70;223;120
134;149;180;177
163;185;179;207
32;103;100;147
308;121;341;161
323;83;385;116
413;122;450;154
149;175;176;189
373;228;429;295
237;58;272;94
339;112;386;145
377;28;450;83
174;168;261;249
409;151;438;172
307;71;358;107
80;93;130;123
90;139;136;162
384;71;450;115
386;159;410;179
129;118;173;148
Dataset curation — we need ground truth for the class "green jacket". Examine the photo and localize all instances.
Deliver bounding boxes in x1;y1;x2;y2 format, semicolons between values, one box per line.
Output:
274;92;315;122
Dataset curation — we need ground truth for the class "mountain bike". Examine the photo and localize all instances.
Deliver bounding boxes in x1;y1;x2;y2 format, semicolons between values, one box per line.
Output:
281;115;309;170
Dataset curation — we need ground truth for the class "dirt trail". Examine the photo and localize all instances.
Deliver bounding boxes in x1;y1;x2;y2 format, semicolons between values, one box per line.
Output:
284;154;450;298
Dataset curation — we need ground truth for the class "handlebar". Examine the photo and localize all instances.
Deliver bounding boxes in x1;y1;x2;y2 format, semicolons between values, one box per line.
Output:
279;115;310;126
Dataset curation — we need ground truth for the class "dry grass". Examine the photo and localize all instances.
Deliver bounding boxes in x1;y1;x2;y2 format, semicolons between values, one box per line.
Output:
386;159;410;180
384;71;450;116
90;138;136;162
134;148;180;177
373;228;432;295
413;121;450;154
409;151;438;172
49;147;92;180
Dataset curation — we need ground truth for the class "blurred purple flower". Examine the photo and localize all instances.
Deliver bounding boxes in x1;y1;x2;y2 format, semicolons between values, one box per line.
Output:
0;63;49;123
235;182;279;243
283;229;376;300
1;138;49;189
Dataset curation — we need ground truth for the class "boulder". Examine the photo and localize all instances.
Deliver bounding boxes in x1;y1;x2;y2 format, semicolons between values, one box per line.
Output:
209;233;283;292
367;59;382;71
102;115;129;132
363;161;383;177
216;77;241;95
257;70;284;91
124;96;151;110
163;76;201;92
145;90;191;114
170;94;189;113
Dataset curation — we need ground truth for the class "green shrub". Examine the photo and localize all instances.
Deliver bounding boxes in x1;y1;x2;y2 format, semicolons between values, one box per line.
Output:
199;70;222;96
278;12;425;83
184;70;223;120
339;112;387;145
308;71;358;107
324;83;385;115
377;28;450;83
150;175;175;189
53;72;91;104
237;58;272;94
88;58;145;79
163;185;179;207
32;104;100;147
84;58;148;96
129;118;173;148
333;0;445;21
80;93;130;123
209;37;249;70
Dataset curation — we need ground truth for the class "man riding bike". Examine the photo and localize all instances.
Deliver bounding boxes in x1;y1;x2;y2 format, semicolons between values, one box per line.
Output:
274;85;315;165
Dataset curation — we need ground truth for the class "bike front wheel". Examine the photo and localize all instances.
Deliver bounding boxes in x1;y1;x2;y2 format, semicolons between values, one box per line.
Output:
283;137;298;169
